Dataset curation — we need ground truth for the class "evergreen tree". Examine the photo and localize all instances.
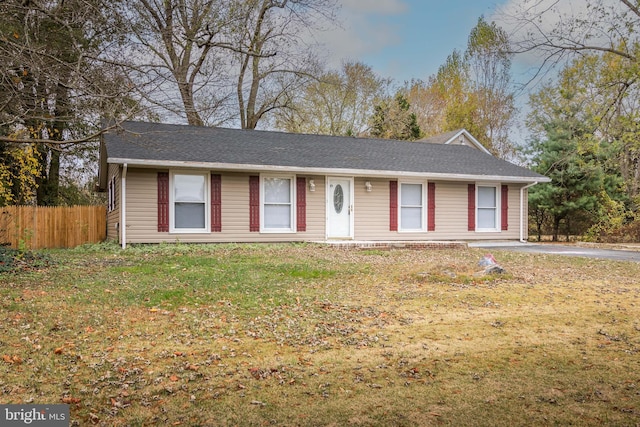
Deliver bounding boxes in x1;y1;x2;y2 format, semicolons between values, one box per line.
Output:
527;53;632;240
529;113;605;241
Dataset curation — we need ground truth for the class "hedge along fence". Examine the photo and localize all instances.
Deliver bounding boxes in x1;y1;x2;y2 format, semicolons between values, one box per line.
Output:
0;205;106;249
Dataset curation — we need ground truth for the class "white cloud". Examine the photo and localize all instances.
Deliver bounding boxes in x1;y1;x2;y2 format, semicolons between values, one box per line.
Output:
313;0;409;69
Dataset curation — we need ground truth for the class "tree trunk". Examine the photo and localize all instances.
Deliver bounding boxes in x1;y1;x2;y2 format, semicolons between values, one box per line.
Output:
35;145;60;206
535;210;543;242
552;216;561;242
178;80;204;126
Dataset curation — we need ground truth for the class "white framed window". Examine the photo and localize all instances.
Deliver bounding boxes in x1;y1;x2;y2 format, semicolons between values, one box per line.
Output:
477;185;499;231
261;175;295;232
170;171;210;233
399;182;425;231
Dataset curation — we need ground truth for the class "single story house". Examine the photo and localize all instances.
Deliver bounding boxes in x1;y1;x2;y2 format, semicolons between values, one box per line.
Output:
98;121;549;248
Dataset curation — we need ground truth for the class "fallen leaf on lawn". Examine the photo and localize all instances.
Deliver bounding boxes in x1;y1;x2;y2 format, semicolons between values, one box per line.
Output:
169;374;179;382
61;397;81;404
2;355;22;364
54;347;64;355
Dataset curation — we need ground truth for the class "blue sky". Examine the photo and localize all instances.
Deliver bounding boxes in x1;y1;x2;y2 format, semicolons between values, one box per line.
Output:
320;0;506;84
315;0;557;142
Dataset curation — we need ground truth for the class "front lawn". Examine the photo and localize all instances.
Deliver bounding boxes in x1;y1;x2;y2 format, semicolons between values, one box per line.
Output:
1;243;638;426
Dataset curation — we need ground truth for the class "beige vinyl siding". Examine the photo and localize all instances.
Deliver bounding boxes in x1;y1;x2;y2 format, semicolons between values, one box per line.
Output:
106;164;121;241
118;167;528;244
451;133;476;148
507;184;521;237
428;181;468;240
122;168;325;244
353;180;522;241
353;177;399;240
302;175;326;239
427;182;521;240
124;169;158;242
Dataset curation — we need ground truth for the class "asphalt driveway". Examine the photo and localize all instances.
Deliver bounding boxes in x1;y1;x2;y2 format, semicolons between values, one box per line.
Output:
468;241;640;262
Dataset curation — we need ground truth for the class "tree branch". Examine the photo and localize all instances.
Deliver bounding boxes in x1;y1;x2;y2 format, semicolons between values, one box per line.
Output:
0;123;119;145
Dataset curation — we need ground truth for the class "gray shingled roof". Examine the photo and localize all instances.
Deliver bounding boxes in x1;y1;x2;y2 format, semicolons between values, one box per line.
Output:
102;121;547;182
418;129;464;144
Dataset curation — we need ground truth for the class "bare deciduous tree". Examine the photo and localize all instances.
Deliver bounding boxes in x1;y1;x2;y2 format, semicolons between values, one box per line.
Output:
229;0;337;129
498;0;640;82
405;17;516;158
0;0;142;205
120;0;234;126
274;61;390;136
501;0;640;197
119;0;338;129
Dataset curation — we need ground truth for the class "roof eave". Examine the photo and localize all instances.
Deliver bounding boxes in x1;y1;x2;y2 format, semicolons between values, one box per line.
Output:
107;157;550;184
444;129;493;156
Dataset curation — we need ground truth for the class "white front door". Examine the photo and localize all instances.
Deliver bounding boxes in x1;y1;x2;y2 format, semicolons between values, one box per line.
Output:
327;177;353;239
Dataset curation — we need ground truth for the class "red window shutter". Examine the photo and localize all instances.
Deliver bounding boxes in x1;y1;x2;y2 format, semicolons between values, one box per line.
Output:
157;172;169;232
468;184;476;231
428;182;436;231
296;177;306;232
389;181;398;231
211;174;222;232
249;175;260;232
501;184;509;231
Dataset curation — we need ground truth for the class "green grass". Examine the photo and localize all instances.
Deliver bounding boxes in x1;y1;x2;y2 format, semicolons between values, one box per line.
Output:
1;242;639;426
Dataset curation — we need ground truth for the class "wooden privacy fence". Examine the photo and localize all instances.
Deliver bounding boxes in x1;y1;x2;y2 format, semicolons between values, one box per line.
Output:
0;205;106;249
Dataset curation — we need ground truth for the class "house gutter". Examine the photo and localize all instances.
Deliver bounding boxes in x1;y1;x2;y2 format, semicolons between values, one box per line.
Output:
520;182;538;243
121;163;128;249
107;157;546;184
